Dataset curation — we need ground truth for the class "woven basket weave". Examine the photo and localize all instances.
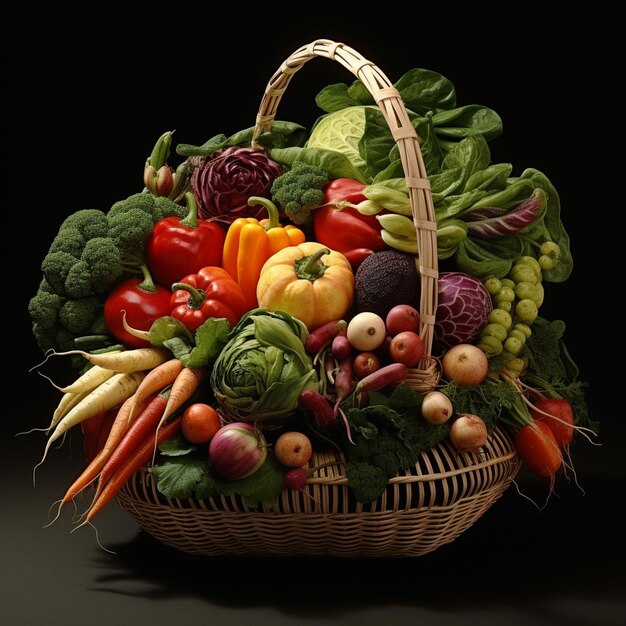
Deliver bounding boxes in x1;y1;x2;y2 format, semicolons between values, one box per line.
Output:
116;39;521;558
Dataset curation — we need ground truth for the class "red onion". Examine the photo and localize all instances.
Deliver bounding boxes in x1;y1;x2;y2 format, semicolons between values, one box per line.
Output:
208;422;267;479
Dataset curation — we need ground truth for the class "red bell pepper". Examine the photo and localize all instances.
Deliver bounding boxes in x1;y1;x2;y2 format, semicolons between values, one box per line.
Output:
170;266;249;333
103;268;172;348
145;192;226;288
314;178;387;255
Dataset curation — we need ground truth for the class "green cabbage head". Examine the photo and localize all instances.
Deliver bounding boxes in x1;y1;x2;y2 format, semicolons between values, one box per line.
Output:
210;308;319;426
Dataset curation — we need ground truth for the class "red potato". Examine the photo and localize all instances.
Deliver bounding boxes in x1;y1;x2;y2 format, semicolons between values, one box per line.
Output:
385;304;420;336
389;331;424;367
353;352;381;379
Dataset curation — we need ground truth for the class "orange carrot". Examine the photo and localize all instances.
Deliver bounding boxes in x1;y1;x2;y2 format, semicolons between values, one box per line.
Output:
78;416;182;525
60;394;151;507
157;366;206;430
127;358;183;422
89;389;169;506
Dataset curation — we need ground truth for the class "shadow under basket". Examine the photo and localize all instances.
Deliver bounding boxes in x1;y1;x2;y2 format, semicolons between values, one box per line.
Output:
116;426;520;558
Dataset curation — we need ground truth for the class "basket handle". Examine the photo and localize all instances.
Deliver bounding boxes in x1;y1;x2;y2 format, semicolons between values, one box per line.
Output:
251;39;439;360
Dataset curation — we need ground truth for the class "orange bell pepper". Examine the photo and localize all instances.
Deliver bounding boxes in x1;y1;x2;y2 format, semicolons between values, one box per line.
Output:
222;196;305;310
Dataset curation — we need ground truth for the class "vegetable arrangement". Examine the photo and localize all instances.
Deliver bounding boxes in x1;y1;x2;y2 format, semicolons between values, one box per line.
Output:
28;63;595;539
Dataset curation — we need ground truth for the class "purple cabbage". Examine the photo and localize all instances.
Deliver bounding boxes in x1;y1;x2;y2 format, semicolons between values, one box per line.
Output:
191;146;282;226
434;271;492;350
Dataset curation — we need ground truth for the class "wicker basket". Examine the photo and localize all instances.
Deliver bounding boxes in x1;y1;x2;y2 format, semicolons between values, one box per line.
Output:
115;39;521;558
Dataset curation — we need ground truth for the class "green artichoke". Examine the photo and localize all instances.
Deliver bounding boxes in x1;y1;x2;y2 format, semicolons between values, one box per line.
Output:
210;308;319;426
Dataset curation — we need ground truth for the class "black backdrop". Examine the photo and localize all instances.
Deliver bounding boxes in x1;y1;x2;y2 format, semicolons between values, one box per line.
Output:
2;4;623;626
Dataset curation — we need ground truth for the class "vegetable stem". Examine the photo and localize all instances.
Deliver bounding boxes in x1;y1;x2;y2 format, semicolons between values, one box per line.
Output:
248;196;280;230
295;247;329;280
179;192;200;228
170;282;206;309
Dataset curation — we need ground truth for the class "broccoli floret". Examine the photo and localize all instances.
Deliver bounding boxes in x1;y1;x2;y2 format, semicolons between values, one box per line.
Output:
345;461;389;505
81;237;123;294
58;297;100;334
271;161;329;225
38;277;56;294
49;227;86;257
60;209;109;240
152;195;188;221
28;290;66;330
108;192;186;223
32;322;57;352
41;251;79;296
107;208;154;264
108;192;156;220
64;261;92;298
56;328;78;352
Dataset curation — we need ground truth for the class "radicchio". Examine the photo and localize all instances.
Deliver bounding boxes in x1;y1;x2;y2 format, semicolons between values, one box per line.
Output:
434;271;492;351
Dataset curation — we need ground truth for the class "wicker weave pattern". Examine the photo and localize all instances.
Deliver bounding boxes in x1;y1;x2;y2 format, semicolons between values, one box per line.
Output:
115;40;521;558
116;426;519;557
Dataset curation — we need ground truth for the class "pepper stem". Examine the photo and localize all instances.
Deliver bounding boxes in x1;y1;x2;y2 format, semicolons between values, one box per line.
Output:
137;264;158;293
295;247;329;281
179;192;199;228
248;196;280;229
171;282;206;309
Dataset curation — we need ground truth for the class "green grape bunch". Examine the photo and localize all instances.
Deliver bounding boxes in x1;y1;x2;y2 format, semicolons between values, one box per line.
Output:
477;242;561;374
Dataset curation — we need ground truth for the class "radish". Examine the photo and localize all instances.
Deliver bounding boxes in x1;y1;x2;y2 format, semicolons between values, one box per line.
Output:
530;397;574;450
515;420;562;481
354;362;408;395
331;330;352;359
298;389;335;430
304;319;347;354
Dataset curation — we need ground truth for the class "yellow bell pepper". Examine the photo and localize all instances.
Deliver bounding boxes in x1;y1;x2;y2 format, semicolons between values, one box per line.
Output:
223;197;306;310
256;241;354;330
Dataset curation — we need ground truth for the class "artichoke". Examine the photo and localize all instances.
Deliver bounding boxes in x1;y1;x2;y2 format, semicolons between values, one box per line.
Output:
210;308;319;426
191;146;282;226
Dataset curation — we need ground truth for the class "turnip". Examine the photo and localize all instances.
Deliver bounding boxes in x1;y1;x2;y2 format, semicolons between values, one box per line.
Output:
421;391;454;425
442;343;488;387
449;413;488;452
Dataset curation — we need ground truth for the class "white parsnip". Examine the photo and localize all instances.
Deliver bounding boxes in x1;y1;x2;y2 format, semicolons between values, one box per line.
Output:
35;371;146;473
53;365;119;395
53;348;170;372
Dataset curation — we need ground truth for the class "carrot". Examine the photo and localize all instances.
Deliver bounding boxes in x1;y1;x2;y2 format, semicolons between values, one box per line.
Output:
158;366;206;428
34;371;145;476
50;347;170;372
88;390;169;505
60;394;150;507
127;358;183;422
77;416;182;526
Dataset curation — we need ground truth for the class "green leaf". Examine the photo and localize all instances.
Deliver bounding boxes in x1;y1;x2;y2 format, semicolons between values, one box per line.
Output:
464;163;513;192
386;383;423;414
412;112;444;174
441;134;491;187
175;121;306;157
454;237;515;279
433;104;503;141
358;107;396;181
158;433;198;457
270;147;368;183
217;453;285;506
429;167;466;200
185;317;231;368
436;188;487;221
149;316;194;347
315;83;363;112
176;133;227;157
394;68;456;114
153;456;209;499
519;168;573;282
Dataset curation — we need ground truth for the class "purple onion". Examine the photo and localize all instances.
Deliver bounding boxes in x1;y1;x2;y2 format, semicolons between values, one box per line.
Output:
190;146;282;227
208;422;267;479
434;271;492;351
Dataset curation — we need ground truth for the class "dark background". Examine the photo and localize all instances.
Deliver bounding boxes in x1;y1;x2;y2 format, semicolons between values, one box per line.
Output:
2;3;622;625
